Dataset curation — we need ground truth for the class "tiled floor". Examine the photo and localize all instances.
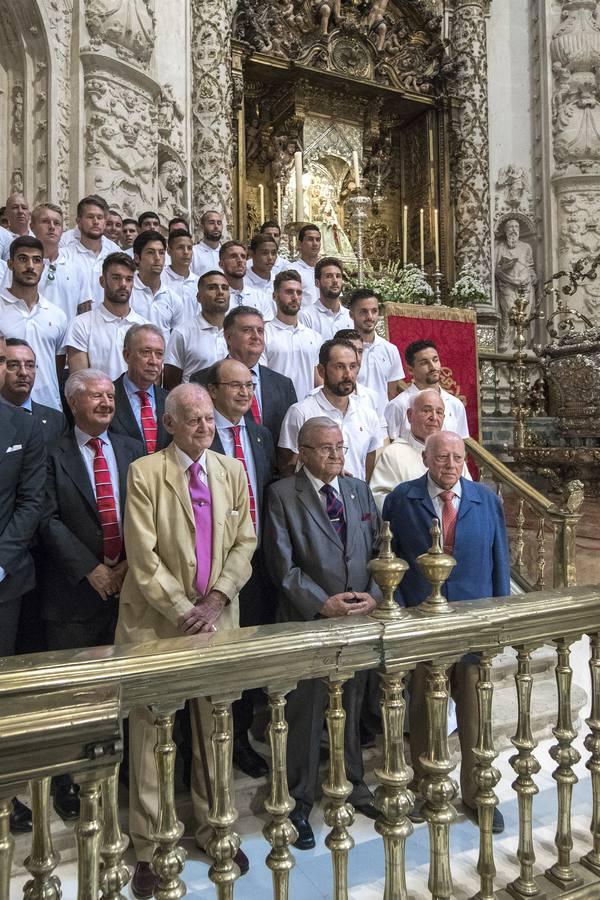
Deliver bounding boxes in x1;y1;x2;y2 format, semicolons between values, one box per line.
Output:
10;636;598;899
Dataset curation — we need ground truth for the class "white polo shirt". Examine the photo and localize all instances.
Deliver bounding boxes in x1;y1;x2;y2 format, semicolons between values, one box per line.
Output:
243;268;276;320
299;299;352;340
161;267;199;321
165;312;227;382
358;334;405;418
64;304;148;381
61;238;117;306
191;241;221;277
262;317;321;401
288;258;319;307
385;383;470;440
246;254;289;276
0;227;35;261
37;251;91;319
0;289;67;410
130;274;184;341
0;259;8;289
60;228;121;254
278;388;382;481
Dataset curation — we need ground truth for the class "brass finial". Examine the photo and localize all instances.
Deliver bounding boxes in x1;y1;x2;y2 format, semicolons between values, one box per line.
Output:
415;518;456;615
368;521;408;621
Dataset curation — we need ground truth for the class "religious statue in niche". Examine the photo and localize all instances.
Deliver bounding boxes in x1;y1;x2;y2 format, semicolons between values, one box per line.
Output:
158;159;188;222
494;218;537;352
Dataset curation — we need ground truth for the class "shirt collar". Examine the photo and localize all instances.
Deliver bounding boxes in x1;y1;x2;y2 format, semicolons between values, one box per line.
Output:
196;312;222;332
174;444;207;474
246;268;271;288
97;303;134;323
303;465;341;498
134;273;167;297
214;409;245;430
123;373;155;400
75;426;110;449
0;287;49;310
0;394;32;411
273;316;302;331
407;431;425;451
427;472;462;500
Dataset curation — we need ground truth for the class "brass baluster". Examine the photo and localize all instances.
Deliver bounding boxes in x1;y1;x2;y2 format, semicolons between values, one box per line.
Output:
263;687;297;899
420;662;458;900
582;633;600;876
23;777;61;900
207;700;241;899
469;654;500;900
546;639;582;890
514;499;525;575
150;712;186;900
99;766;130;900
0;795;15;900
416;520;456;617
535;518;545;589
374;667;413;900
322;676;354;900
506;647;546;900
368;521;408;621
76;773;104;900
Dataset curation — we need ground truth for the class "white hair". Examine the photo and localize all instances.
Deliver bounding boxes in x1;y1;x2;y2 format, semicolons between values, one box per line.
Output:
408;388;445;410
164;383;212;421
64;368;112;404
298;416;341;447
424;431;464;454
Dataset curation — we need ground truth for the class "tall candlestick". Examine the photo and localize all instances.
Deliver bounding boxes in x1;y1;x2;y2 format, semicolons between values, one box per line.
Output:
294;151;303;222
276;183;282;226
434;208;440;271
258;184;265;223
419;208;425;270
352;151;361;189
402;205;408;267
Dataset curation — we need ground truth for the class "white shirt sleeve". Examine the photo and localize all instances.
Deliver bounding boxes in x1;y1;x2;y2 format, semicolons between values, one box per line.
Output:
367;409;384;451
64;313;92;352
164;327;186;368
54;309;68;357
387;344;405;382
455;399;470;437
169;292;185;331
384;398;404;439
277;403;306;451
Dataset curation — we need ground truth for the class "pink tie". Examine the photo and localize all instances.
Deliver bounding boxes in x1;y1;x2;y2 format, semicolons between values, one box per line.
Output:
439;490;458;554
188;462;212;598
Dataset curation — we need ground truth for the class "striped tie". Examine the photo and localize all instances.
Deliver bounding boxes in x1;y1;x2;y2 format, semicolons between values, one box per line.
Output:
87;438;122;563
136;390;158;454
320;483;346;544
249;374;262;425
439;490;458;553
230;425;256;531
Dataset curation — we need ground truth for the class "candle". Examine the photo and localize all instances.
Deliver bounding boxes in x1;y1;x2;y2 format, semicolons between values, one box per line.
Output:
402;204;408;267
352;150;361;189
258;184;265;223
419;208;425;270
294;151;303;222
277;183;282;226
434;207;440;271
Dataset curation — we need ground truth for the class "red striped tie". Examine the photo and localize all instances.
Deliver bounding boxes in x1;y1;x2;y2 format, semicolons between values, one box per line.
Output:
136;390;158;453
87;438;122;562
439;490;458;553
230;425;256;531
249;374;262;424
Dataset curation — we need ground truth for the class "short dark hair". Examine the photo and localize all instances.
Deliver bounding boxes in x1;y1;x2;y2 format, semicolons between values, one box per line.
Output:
273;269;302;291
167;228;192;247
219;240;246;258
102;251;136;276
334;328;361;343
405;339;438;367
107;209;122;221
348;287;380;307
122;217;138;228
5;337;33;351
133;230;166;257
223;305;264;332
77;195;108;217
199;269;227;285
138;210;160;226
9;235;44;259
315;256;343;280
205;360;226;386
318;338;358;367
260;220;281;235
168;216;189;231
201;209;222;225
298;224;320;242
250;233;277;254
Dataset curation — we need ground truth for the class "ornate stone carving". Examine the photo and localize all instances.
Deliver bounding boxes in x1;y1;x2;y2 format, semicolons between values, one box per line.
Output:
557;188;600;318
494;219;538;352
494;165;534;224
158;158;189;223
158;83;184;155
84;0;156;64
11;84;24;143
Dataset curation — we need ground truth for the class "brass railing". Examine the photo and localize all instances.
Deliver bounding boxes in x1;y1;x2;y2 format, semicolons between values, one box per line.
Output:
478;350;546;419
466;437;584;592
0;537;599;899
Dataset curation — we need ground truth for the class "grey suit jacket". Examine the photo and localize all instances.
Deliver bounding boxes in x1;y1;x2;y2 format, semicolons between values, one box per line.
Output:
263;469;382;622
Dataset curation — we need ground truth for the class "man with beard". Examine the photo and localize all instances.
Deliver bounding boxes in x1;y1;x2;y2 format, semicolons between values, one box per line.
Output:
262;269;321;403
191;209;223;276
64;252;148;379
299;257;351;339
219;240;253;307
349;287;405;418
0;192;33;261
243;233;278;319
278;338;382;479
130;231;183;341
385;339;469;440
30;203;91;318
62;196;121;305
0;236;67;411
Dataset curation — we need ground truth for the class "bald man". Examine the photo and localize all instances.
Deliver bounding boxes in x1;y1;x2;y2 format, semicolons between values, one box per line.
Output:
116;383;256;896
383;431;509;834
0;193;32;260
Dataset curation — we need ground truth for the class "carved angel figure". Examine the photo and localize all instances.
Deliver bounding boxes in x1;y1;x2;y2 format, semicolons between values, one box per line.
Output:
365;0;388;51
313;0;343;35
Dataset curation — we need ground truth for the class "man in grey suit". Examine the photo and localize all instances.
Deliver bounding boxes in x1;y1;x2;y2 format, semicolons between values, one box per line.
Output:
263;416;382;849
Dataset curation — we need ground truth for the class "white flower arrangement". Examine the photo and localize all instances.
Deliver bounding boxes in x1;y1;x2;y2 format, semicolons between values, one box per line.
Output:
345;261;434;304
450;264;489;306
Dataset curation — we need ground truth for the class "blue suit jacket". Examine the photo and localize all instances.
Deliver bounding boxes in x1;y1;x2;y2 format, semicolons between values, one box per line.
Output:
382;473;510;607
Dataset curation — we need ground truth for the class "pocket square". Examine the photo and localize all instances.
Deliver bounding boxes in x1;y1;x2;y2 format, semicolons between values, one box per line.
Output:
361;512;371;521
5;444;22;453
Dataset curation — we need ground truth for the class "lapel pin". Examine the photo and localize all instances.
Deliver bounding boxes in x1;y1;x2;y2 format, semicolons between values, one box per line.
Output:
350;493;355;499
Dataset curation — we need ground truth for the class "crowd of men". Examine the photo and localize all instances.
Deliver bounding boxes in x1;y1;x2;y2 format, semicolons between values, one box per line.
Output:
0;190;509;898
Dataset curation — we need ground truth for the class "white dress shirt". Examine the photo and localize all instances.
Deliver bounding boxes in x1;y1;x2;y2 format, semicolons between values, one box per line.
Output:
64;304;149;380
214;409;259;537
175;445;209;485
130;274;184;341
61;238;118;306
357;334;405;418
243;267;276;320
0;288;67;410
165;312;227;382
298;299;352;340
161;267;199;321
74;426;122;530
288;258;319;307
262;317;321;402
384;382;470;440
427;473;462;522
278;388;382;480
191;241;221;277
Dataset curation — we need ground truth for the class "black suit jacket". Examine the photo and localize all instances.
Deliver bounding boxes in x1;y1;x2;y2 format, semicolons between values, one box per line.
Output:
0;404;46;603
109;374;171;452
210;416;275;525
191;363;297;445
31;400;69;447
40;431;143;623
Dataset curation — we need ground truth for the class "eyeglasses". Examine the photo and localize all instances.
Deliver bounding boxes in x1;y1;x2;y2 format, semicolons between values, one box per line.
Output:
301;444;347;456
6;361;37;371
214;381;254;391
46;263;57;283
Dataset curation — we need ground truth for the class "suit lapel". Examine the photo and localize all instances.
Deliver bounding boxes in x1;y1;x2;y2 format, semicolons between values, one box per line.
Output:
295;470;344;550
338;477;361;554
457;477;481;522
163;443;195;529
245;417;267;503
210;432;225;455
59;436;98;518
155;387;168;446
114;376;144;444
0;406;17;460
111;436;132;518
407;473;438;524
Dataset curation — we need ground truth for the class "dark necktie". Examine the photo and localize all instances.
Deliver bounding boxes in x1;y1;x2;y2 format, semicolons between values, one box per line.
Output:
320;483;346;544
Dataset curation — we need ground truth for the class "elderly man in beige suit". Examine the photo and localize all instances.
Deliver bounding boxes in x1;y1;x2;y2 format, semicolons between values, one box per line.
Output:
116;382;256;898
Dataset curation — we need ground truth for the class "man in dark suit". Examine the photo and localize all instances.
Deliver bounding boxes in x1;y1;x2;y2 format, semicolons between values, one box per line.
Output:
191;304;297;446
1;338;68;444
0;331;46;832
206;357;276;778
263;416;382;849
40;367;143;819
110;323;171;452
383;431;510;834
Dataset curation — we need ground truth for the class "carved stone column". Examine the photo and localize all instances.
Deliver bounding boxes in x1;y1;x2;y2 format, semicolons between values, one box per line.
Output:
449;0;493;287
190;0;237;234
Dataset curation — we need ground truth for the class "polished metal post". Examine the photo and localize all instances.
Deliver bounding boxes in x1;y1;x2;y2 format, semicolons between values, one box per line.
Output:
323;676;354;900
507;647;546;900
368;521;408;621
582;633;600;876
150;712;186;900
347;192;372;285
76;774;104;900
420;662;458;900
416;519;456;616
99;766;130;900
469;654;500;900
514;499;526;576
374;667;413;900
207;700;241;900
0;795;15;900
263;687;297;899
23;777;61;900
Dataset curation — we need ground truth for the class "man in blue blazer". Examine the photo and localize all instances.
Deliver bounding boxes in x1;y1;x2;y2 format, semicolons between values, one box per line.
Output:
383;431;510;834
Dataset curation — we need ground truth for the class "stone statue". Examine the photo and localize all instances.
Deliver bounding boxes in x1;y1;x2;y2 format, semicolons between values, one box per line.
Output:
313;0;343;35
494;218;537;353
158;159;188;220
365;0;388;51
